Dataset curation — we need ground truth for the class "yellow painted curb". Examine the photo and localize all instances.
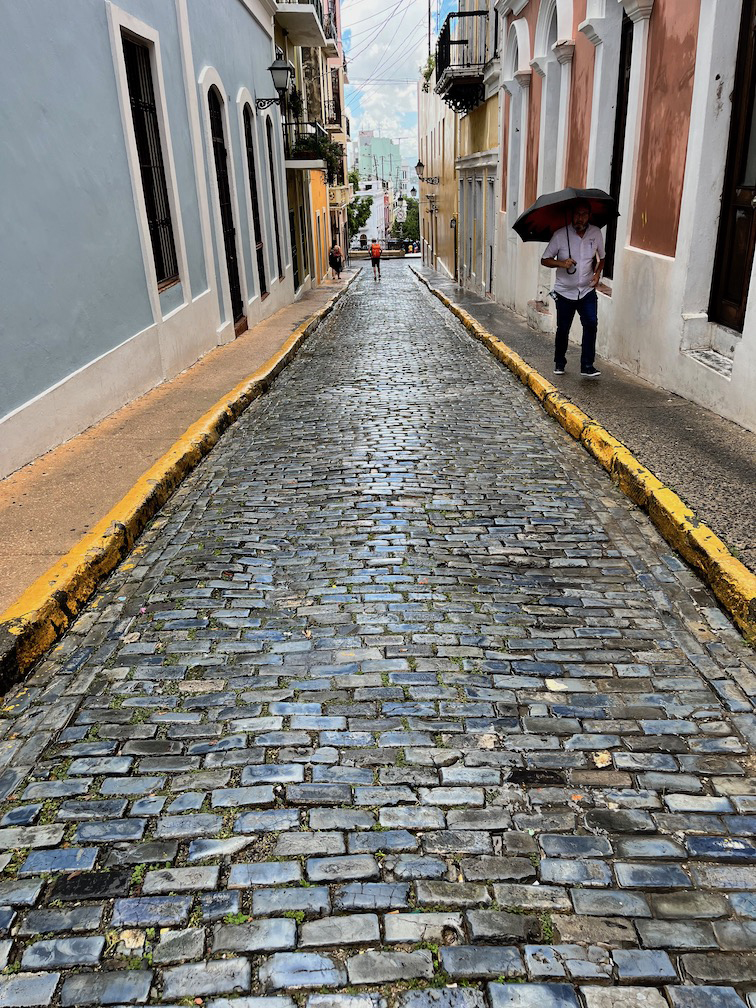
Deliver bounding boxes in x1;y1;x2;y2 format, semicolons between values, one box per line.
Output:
413;267;756;641
0;274;359;689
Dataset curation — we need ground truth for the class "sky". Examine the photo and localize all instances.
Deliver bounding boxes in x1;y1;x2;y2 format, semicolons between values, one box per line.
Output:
341;0;456;165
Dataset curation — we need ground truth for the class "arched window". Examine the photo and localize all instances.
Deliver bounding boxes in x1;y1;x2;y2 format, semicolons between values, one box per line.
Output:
266;117;284;280
243;105;268;298
122;33;178;287
208;86;244;323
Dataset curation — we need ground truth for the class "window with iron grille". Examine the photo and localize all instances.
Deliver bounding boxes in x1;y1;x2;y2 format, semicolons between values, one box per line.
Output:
122;33;179;288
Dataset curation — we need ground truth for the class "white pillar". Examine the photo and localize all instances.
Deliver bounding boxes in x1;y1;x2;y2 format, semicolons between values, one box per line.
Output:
514;70;531;217
579;2;623;189
614;0;654;251
554;40;575;188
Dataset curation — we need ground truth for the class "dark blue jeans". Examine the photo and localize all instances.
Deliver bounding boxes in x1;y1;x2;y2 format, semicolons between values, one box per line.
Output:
554;290;598;370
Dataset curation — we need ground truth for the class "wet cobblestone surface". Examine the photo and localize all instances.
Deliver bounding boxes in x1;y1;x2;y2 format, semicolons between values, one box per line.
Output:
1;262;755;1006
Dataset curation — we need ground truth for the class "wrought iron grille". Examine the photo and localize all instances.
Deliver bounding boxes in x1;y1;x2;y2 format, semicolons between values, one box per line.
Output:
122;34;179;287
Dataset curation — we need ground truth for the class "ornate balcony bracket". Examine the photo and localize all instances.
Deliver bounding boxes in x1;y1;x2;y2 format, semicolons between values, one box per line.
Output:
442;83;486;114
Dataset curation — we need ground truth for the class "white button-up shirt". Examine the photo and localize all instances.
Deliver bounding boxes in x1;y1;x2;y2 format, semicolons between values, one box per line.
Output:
543;223;605;300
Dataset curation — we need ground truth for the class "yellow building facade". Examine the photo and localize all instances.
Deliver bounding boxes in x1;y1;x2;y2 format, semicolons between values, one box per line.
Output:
274;0;349;291
418;0;501;294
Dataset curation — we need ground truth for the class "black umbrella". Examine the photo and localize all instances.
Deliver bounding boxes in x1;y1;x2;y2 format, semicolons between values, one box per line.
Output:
512;186;618;243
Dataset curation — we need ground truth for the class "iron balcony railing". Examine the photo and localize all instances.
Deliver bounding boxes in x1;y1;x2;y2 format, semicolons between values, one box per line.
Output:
283;119;329;160
435;10;488;80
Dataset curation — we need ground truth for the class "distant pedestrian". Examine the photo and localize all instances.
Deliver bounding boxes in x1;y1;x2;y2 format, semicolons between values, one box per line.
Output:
329;241;343;280
370;238;382;279
541;200;605;378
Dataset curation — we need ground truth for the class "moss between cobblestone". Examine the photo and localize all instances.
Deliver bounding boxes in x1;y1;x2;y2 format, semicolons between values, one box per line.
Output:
413;267;756;644
0;272;360;692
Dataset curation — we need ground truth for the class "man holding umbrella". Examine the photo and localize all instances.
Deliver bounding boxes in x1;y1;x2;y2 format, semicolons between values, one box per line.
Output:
540;200;605;377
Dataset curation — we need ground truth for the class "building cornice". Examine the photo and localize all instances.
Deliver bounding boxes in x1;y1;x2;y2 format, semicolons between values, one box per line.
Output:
456;148;499;170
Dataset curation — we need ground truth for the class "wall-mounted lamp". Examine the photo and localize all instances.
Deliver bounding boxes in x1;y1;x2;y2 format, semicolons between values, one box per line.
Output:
256;58;295;110
415;159;440;185
450;218;457;229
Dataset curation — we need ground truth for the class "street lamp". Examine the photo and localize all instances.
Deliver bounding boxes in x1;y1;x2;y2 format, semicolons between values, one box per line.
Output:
256;58;295;110
415;159;440;185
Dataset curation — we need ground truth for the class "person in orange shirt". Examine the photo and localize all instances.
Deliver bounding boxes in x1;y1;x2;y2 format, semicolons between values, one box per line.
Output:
369;238;382;279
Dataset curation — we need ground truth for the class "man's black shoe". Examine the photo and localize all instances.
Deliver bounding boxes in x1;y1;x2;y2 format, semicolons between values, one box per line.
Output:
580;366;601;378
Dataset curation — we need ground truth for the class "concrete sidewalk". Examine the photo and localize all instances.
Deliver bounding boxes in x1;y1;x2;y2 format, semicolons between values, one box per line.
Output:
414;264;756;578
0;273;356;614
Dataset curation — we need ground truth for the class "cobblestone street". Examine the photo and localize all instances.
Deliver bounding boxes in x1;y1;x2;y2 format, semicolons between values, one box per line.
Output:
1;262;756;1007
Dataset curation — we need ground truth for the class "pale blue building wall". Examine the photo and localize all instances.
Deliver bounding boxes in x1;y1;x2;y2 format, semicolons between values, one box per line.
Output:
0;0;284;427
186;0;285;321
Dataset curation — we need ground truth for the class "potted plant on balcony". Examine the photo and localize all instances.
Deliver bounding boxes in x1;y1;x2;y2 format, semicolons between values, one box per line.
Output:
288;85;304;121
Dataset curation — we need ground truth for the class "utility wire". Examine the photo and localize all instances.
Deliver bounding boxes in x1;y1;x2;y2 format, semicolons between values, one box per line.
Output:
346;20;425;97
347;16;426;89
347;0;405;59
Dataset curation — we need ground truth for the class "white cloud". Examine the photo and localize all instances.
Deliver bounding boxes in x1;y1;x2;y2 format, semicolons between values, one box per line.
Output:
341;0;431;161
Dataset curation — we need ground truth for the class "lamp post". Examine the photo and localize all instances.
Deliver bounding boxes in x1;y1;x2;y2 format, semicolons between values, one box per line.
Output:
256;58;295;110
415;159;440;185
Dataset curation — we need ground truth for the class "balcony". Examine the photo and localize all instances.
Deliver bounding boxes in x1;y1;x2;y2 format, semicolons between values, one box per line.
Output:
435;10;488;114
324;99;346;141
283;120;329;169
324;7;339;56
328;182;353;209
276;0;328;48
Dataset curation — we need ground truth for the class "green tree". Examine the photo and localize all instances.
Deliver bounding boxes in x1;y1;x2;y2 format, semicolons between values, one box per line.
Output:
347;169;373;238
391;197;419;242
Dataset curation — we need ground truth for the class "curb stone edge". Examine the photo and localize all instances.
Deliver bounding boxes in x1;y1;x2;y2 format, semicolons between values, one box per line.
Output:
412;266;756;644
0;271;360;692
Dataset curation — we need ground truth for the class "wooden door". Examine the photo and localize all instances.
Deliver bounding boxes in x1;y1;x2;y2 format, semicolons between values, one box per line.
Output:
243;106;268;299
208;87;244;325
711;0;756;331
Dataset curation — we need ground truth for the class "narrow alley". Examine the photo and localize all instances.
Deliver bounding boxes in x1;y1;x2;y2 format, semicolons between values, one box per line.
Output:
0;264;754;1007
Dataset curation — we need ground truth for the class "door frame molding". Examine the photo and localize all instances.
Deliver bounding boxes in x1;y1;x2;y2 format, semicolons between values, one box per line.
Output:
198;65;249;339
707;0;756;331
